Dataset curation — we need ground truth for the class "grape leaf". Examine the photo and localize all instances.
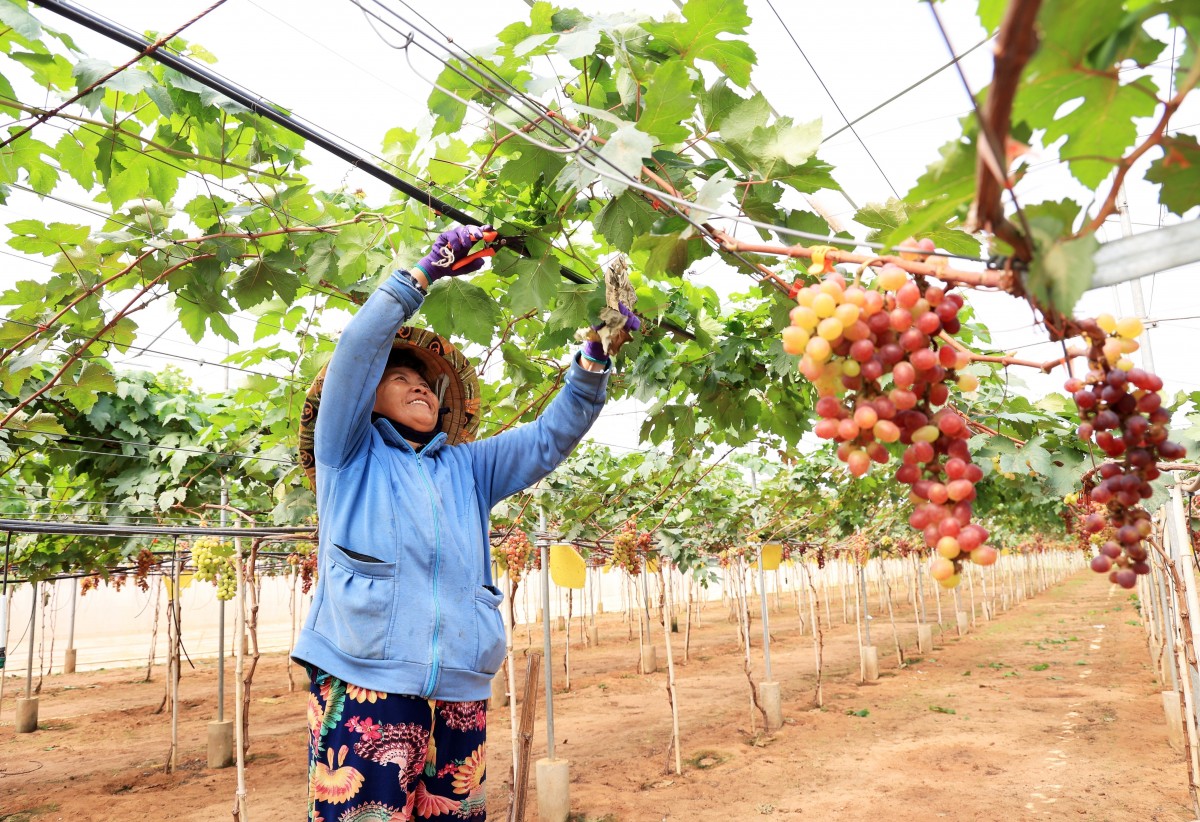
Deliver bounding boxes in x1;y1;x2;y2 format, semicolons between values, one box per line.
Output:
881;130;977;249
1026;229;1098;314
233;258;299;310
1145;134;1200;217
856;199;983;258
421;277;503;346
636;59;695;144
15;412;66;437
0;1;41;39
335;223;376;282
641;0;756;87
545;282;602;336
596;124;654;196
694;168;735;216
594;191;657;252
506;256;562;314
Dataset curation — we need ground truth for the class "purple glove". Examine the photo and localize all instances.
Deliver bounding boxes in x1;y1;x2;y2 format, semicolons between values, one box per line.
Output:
414;224;492;282
583;303;641;361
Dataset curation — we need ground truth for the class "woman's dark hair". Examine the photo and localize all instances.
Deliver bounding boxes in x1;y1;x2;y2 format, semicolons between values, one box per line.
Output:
383;348;431;384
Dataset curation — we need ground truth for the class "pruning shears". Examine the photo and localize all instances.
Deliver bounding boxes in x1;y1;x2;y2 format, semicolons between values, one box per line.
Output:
451;230;526;271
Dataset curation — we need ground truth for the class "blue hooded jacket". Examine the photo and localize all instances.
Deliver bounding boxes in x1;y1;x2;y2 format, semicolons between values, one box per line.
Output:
291;270;609;701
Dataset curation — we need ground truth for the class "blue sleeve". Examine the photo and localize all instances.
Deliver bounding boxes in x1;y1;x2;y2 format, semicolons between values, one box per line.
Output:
313;271;425;471
467;353;609;506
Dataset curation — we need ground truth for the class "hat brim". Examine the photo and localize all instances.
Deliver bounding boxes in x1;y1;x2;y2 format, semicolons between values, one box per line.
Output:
298;327;480;489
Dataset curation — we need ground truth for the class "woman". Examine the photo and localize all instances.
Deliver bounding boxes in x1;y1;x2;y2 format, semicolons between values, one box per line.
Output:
294;225;636;820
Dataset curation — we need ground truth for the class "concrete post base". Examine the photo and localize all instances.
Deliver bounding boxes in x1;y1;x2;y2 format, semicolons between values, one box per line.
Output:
640;644;657;674
956;610;970;636
15;697;38;733
207;720;234;768
536;757;570;822
587;625;599;647
555;616;566;632
596;602;604;614
1001;594;1009;611
861;646;879;682
758;680;783;732
63;648;77;674
489;669;509;708
1163;691;1185;751
917;625;934;653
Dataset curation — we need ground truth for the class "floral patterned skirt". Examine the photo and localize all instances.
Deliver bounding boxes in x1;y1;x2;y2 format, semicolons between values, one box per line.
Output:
307;668;488;821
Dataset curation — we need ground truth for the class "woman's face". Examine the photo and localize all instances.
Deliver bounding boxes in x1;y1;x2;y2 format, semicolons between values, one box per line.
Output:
373;365;438;433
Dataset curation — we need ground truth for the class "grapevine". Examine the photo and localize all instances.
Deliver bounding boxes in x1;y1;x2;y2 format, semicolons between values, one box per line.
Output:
1067;315;1187;588
783;248;993;588
191;536;238;601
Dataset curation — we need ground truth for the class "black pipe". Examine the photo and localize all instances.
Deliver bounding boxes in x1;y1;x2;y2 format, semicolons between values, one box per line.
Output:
28;0;482;223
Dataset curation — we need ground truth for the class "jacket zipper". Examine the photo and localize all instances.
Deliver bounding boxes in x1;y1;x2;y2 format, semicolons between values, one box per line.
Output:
416;452;442;698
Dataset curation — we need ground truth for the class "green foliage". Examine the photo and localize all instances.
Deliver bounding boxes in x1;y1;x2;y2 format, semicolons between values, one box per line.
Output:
0;0;1193;582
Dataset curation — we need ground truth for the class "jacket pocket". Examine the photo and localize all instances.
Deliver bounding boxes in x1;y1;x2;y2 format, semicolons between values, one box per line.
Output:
315;545;396;660
474;584;507;675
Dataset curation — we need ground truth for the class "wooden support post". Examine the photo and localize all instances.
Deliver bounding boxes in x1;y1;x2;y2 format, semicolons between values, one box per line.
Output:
509;651;542;822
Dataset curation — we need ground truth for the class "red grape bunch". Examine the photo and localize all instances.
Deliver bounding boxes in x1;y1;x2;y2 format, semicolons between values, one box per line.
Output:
1067;314;1187;588
287;541;318;594
611;519;650;575
134;547;156;592
781;250;993;588
492;532;534;586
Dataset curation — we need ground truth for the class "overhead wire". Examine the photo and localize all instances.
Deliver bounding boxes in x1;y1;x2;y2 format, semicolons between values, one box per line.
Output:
353;0;824;287
820;35;995;144
761;0;900;199
359;2;794;291
359;0;996;272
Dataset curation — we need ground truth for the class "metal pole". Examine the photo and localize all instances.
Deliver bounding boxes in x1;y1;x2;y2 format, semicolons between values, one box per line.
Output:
640;566;653;643
25;582;37;698
1169;482;1200;667
218;482;228;722
1;532;11;673
65;576;77;652
757;548;773;681
1116;185;1157;373
860;565;872;646
539;538;554;761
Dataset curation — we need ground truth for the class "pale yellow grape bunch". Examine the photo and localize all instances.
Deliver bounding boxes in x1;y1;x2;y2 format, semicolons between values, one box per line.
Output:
1094;313;1142;370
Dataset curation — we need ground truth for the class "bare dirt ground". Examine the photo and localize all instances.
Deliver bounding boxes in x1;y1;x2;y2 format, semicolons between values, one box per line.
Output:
1;569;1194;822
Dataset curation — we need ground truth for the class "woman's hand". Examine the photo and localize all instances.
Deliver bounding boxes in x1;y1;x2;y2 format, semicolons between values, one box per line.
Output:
412;224;493;287
581;303;641;370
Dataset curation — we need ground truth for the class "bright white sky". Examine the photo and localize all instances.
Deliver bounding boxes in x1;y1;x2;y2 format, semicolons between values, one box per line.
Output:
8;0;1200;454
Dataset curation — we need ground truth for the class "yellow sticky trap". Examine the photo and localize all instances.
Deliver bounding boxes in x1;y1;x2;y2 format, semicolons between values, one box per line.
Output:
645;556;658;574
164;571;194;602
549;543;586;589
761;543;783;571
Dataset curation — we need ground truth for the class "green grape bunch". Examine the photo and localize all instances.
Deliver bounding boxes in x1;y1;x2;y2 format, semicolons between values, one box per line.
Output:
191;536;238;601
